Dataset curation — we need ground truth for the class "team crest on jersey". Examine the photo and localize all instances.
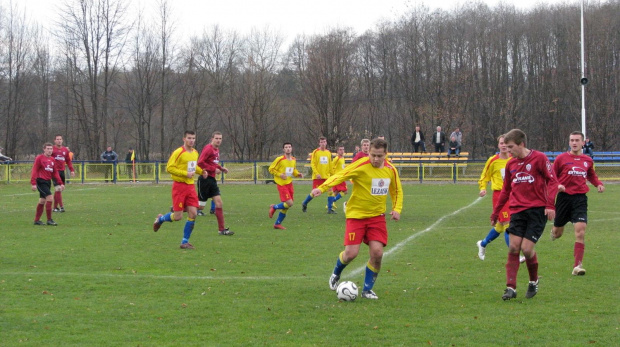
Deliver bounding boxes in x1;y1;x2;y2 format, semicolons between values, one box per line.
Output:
513;172;534;184
568;166;587;178
371;178;390;195
526;164;532;171
188;161;196;173
45;164;54;172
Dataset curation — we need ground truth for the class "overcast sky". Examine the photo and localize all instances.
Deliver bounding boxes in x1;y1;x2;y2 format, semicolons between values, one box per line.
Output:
17;0;572;42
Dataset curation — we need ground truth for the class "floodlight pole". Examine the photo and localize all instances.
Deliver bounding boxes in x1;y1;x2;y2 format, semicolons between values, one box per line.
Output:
580;0;587;138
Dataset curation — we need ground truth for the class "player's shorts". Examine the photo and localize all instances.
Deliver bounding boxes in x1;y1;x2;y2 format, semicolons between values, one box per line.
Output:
312;178;326;189
172;181;199;211
53;170;66;186
277;183;294;202
332;182;347;194
197;176;220;201
554;192;588;227
344;215;388;246
506;207;546;244
493;190;510;224
36;178;52;198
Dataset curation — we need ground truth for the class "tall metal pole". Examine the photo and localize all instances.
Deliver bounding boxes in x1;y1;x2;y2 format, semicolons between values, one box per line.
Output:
580;0;587;137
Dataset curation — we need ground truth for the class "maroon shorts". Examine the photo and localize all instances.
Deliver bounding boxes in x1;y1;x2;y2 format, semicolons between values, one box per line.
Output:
493;190;510;223
313;178;326;189
344;215;388;246
332;182;347;194
277;183;294;202
172;181;199;211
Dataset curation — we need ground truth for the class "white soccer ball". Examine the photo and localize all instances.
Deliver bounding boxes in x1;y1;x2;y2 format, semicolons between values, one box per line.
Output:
336;281;358;301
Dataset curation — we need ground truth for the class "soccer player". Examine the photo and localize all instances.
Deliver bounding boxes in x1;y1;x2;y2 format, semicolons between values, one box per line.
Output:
491;129;562;300
153;130;205;249
268;142;304;229
51;135;75;212
551;131;605;276
476;135;525;263
31;143;64;226
351;139;370;163
301;136;332;212
313;138;403;300
197;131;234;235
327;145;347;213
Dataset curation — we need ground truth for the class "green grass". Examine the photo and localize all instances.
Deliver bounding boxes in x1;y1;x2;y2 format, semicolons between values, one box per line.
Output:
1;182;619;346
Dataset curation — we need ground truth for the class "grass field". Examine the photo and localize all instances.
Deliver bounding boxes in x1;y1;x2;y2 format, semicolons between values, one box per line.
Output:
1;182;619;346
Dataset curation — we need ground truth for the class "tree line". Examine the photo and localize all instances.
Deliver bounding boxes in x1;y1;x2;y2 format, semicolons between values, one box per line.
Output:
1;0;618;162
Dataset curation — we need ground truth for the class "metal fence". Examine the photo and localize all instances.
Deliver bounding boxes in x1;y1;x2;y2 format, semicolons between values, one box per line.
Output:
2;160;619;184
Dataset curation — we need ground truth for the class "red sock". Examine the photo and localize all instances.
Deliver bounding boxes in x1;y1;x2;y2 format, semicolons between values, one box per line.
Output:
45;201;53;220
574;242;585;267
215;207;225;231
35;203;44;221
506;253;520;289
525;253;539;282
57;192;63;208
54;191;60;208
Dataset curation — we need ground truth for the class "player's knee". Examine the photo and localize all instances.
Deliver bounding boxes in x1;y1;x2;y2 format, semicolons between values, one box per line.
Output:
285;199;294;207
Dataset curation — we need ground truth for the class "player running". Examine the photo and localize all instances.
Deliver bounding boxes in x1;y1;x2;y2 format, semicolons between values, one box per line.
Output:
153;131;205;249
301;136;332;212
313;138;403;300
551;131;604;276
327;145;347;213
476;135;525;263
268;142;304;229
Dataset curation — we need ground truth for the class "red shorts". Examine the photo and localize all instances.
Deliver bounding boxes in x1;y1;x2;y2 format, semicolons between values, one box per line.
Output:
493;190;510;223
172;181;199;211
313;178;326;189
332;182;347;194
344;215;388;246
277;183;294;202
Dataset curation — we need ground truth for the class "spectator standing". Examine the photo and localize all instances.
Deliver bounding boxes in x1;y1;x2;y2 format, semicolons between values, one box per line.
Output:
411;126;426;153
431;126;446;153
582;137;594;157
0;146;13;163
101;146;118;183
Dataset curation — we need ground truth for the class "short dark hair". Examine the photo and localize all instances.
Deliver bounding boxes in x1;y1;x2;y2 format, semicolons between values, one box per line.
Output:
319;136;327;141
283;142;292;148
370;138;388;152
184;130;196;136
570;131;584;140
503;129;527;145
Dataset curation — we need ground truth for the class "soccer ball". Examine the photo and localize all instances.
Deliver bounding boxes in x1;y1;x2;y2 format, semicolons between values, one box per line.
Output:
336;281;358;301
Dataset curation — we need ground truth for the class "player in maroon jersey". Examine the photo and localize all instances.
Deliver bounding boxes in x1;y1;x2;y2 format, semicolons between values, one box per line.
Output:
491;129;563;301
51;135;75;212
550;131;604;276
351;139;370;163
31;143;64;226
197;131;233;235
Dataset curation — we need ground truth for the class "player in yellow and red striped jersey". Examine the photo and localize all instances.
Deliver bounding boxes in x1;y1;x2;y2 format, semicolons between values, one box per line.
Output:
301;136;332;212
152;131;204;249
476;135;525;262
327;145;347;213
312;139;403;300
268;142;304;229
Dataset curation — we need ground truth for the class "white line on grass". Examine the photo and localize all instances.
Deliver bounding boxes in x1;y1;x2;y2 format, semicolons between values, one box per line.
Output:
0;271;305;281
346;197;484;279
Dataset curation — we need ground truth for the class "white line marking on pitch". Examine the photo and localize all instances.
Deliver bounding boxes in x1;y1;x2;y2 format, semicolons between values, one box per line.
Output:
346;197;484;279
0;271;307;281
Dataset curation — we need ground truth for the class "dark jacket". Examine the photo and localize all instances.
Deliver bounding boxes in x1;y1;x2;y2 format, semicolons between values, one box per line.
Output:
411;131;425;145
